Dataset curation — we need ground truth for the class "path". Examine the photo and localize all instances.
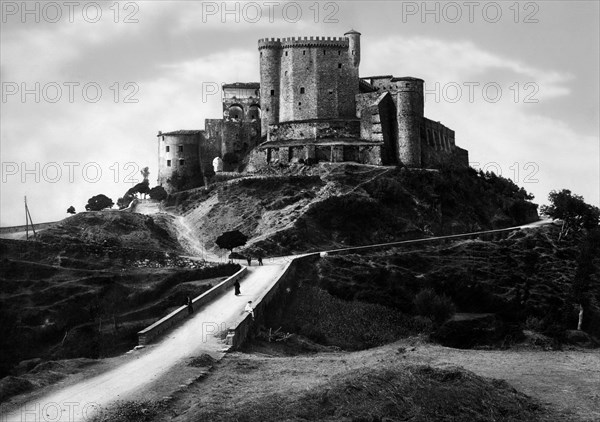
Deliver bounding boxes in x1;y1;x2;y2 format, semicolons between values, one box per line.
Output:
1;264;286;422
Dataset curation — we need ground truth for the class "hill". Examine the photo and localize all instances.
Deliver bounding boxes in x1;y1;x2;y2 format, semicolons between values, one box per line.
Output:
167;164;538;257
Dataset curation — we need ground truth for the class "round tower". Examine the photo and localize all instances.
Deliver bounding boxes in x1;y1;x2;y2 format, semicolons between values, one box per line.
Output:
344;29;361;68
258;38;282;139
394;77;424;168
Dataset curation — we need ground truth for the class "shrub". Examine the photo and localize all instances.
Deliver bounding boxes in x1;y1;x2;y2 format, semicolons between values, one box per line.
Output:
413;288;456;324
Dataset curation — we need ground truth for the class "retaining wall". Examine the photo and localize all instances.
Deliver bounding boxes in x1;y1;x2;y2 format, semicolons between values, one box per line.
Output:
225;253;319;349
137;267;248;345
0;221;57;235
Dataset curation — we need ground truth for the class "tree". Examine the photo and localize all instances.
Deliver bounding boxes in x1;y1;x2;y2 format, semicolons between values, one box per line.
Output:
140;166;150;181
149;186;168;201
540;189;600;240
215;230;248;255
85;194;114;211
67;206;76;214
571;229;600;330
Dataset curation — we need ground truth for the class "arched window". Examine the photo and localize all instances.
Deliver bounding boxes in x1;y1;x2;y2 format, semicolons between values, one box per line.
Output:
248;105;261;120
228;104;244;120
300;87;305;94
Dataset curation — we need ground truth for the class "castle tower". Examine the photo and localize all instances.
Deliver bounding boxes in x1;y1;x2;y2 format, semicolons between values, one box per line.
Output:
259;39;282;138
344;29;361;68
394;77;424;167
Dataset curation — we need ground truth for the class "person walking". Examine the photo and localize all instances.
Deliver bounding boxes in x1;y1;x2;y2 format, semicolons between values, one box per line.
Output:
245;301;255;320
257;254;263;266
246;256;252;266
186;296;194;315
234;280;241;296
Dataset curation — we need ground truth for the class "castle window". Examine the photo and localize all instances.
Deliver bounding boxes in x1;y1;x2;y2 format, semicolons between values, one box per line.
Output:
285;71;288;76
323;50;326;55
328;89;333;94
338;63;342;68
270;90;275;96
338;50;341;55
300;87;305;94
303;50;306;55
352;50;355;55
406;83;410;87
178;145;183;152
285;51;288;56
266;107;269;112
166;146;170;152
260;52;262;58
298;102;301;106
167;160;171;167
179;159;185;166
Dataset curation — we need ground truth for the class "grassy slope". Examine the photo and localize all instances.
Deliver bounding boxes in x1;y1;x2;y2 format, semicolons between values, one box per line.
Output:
0;238;239;384
285;224;600;347
168;164;538;257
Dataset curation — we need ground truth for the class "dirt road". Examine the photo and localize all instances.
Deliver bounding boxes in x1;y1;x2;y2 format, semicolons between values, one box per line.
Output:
1;264;286;422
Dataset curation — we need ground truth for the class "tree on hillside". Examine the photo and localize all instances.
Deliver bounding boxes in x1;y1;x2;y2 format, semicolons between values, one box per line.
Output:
141;166;150;181
215;230;248;256
85;194;114;211
149;186;168;201
572;229;600;330
67;206;76;214
540;189;600;240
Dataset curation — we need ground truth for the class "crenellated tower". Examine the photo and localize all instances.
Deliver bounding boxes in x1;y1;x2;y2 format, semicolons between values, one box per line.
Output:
258;32;361;140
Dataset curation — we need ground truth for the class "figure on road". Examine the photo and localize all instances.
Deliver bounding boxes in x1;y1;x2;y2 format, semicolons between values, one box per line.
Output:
257;254;263;266
246;256;252;266
245;301;255;319
234;280;241;296
186;296;194;315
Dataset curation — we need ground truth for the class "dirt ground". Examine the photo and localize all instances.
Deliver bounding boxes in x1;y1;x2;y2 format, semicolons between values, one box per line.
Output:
154;338;599;421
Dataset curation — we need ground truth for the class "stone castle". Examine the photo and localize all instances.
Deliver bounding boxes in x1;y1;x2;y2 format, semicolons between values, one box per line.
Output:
157;30;468;191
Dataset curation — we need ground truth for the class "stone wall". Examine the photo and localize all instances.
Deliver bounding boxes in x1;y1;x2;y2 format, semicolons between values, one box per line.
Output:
268;119;361;143
258;34;360;139
157;132;203;192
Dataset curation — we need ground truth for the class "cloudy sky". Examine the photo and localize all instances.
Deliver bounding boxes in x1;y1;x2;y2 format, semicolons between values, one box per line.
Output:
1;0;598;226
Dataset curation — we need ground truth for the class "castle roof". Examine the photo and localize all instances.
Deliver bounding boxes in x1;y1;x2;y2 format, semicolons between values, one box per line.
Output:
157;130;203;136
391;76;424;82
222;82;260;89
363;75;394;80
344;29;361;35
359;79;378;93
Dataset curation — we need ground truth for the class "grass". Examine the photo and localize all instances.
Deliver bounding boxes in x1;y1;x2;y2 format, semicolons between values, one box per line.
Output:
187;365;554;422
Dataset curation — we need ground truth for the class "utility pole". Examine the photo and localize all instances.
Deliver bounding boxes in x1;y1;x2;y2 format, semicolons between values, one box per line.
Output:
24;196;37;240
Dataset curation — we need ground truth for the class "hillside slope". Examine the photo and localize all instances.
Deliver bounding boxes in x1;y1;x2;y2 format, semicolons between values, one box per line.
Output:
167;164;538;256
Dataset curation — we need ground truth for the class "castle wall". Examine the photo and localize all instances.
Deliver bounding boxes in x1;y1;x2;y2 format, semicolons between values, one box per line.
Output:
356;91;397;165
420;118;466;168
203;119;261;172
259;35;360;137
268;119;361;143
394;79;424;168
157;132;203;192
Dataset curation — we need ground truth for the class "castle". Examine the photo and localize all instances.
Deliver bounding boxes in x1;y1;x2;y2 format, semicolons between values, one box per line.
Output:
157;30;468;192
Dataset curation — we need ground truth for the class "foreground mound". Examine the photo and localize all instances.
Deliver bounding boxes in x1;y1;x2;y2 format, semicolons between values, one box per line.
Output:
38;211;181;252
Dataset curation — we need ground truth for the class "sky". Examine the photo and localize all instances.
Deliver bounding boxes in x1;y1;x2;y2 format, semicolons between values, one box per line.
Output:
1;0;599;226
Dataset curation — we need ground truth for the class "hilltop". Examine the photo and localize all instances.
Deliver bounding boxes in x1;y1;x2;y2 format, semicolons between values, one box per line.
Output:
167;164;537;257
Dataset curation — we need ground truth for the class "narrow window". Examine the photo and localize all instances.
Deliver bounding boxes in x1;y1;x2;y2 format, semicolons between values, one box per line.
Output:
285;71;288;76
300;87;305;94
179;159;185;166
270;89;275;96
328;89;333;94
323;50;326;55
260;52;262;58
338;63;342;68
303;50;306;55
338;50;341;55
266;107;269;112
298;102;302;106
165;145;170;152
167;160;171;167
285;51;288;56
352;50;355;55
178;145;183;152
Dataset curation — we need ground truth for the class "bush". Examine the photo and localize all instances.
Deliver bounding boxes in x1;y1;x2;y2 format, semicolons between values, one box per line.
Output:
413;289;456;324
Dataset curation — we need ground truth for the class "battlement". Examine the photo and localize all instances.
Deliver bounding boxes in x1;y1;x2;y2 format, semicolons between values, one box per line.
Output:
258;36;349;49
